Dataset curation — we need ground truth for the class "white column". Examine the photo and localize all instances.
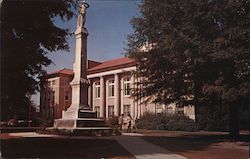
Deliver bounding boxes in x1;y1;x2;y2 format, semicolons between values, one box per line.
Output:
92;82;95;111
134;75;138;119
88;81;92;108
138;77;142;118
100;76;105;118
105;80;109;118
120;77;124;115
114;74;120;116
130;75;135;118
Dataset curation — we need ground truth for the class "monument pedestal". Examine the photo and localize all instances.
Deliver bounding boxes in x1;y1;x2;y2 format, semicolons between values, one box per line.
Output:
54;109;109;130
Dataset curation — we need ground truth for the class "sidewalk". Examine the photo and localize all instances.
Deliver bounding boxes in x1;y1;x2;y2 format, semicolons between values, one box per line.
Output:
114;133;188;159
8;132;112;139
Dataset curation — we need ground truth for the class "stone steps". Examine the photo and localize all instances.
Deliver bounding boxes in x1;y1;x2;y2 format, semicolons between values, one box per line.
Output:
74;127;111;130
76;119;108;127
78;110;97;118
53;109;111;135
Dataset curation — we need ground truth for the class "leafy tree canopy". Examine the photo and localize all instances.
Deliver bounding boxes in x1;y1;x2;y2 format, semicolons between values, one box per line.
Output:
1;0;78;120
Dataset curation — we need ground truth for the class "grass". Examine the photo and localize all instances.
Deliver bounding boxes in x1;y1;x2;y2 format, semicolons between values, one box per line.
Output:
0;134;134;159
138;129;249;159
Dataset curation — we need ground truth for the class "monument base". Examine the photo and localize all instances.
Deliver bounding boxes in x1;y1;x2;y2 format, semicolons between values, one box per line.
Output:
53;108;110;133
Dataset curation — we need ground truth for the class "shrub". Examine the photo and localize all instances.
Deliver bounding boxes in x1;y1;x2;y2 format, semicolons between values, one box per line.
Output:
135;112;199;132
197;105;230;131
239;107;249;130
106;116;121;135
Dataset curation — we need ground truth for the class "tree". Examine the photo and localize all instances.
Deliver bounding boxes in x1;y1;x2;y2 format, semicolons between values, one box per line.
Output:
1;0;77;120
127;0;197;107
127;0;249;139
197;0;250;138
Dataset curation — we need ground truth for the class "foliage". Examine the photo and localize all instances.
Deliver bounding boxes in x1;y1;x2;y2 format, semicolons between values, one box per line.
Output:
1;0;77;120
127;0;250;138
106;116;121;135
136;112;199;132
127;0;197;107
198;105;229;131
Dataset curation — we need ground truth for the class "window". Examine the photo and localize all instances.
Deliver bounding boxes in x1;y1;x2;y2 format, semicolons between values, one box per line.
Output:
108;80;114;97
166;107;174;114
45;92;50;107
64;80;69;86
65;91;70;101
123;105;131;116
95;82;100;98
51;91;55;106
44;92;47;102
124;77;131;96
48;81;51;86
176;108;184;115
52;80;55;85
156;104;162;113
47;92;51;106
43;82;47;88
94;106;100;117
108;105;114;117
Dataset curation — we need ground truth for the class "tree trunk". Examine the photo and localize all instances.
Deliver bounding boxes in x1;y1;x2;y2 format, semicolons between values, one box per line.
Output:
194;61;201;123
194;80;199;123
229;103;239;140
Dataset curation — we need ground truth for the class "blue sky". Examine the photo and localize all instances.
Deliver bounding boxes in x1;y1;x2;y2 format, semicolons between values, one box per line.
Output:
47;0;140;72
32;0;140;106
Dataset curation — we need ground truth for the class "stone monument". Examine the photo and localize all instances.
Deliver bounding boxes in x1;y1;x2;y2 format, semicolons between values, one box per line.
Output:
54;1;109;132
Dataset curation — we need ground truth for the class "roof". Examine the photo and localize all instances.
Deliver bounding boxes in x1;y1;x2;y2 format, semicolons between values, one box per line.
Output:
43;57;135;78
88;57;135;74
40;68;73;79
48;68;73;76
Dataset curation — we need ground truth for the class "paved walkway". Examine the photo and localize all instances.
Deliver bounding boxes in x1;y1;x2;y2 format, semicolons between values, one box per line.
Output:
114;133;188;159
9;132;112;139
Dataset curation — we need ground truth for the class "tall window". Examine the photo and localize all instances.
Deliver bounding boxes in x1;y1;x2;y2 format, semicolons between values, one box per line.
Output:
166;107;174;114
65;91;69;101
51;91;55;106
156;104;162;113
52;80;55;85
64;80;70;86
124;77;131;96
95;82;100;98
94;106;100;117
177;108;184;115
47;92;51;106
108;80;114;97
108;105;114;117
123;105;131;116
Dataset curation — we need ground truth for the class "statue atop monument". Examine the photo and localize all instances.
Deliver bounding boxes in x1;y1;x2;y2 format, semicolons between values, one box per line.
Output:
77;0;89;28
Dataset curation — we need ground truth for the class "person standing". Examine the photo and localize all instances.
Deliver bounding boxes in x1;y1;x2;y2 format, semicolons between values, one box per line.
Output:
127;114;133;133
118;114;124;131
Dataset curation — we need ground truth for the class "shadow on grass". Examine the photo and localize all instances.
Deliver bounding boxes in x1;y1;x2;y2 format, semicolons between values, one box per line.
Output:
0;137;134;159
141;132;249;158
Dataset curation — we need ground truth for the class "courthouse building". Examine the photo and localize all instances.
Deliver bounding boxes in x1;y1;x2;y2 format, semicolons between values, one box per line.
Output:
40;57;195;120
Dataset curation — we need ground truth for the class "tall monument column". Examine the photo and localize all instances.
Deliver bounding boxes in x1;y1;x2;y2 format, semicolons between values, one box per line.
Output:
62;1;90;119
54;1;109;131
